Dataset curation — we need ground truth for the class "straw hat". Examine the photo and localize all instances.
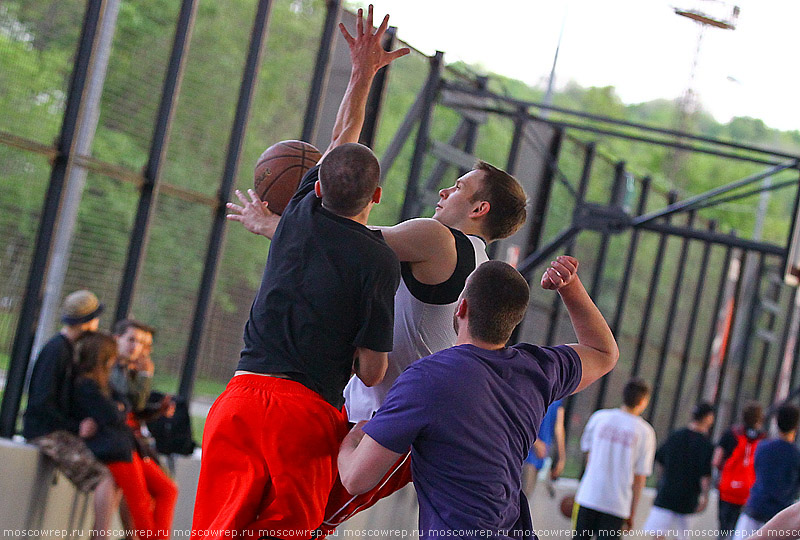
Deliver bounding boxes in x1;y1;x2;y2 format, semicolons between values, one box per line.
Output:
61;290;104;325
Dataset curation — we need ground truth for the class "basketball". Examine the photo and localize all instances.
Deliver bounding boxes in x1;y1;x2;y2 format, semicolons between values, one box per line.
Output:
559;494;575;519
254;140;322;215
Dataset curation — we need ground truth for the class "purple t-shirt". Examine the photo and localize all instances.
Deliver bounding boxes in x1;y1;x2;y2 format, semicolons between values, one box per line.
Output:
363;343;582;538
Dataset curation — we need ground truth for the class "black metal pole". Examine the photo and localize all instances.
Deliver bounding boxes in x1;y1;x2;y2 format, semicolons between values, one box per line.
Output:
114;0;198;322
696;239;736;404
516;226;581;281
522;127;564;258
712;248;747;434
487;107;527;260
0;0;104;438
633;160;798;227
630;191;678;377
729;252;766;419
544;143;595;346
668;220;716;432
440;100;789;167
754;260;781;400
438;82;800;163
784;173;800;269
634;221;785;257
594;176;652;411
301;0;341;142
788;325;800;400
360;26;396;149
400;51;443;221
770;287;798;402
587;162;626;298
647;211;696;423
178;0;273;401
563;162;624;450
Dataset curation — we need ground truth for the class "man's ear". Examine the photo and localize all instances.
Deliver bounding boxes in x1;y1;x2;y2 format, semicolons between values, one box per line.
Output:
314;180;323;198
371;186;382;204
470;200;490;218
455;297;468;319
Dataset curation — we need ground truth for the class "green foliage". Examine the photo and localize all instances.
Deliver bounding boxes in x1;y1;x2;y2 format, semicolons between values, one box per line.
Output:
1;0;799;400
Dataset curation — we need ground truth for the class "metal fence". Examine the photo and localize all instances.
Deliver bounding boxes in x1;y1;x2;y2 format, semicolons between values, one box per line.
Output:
1;0;800;459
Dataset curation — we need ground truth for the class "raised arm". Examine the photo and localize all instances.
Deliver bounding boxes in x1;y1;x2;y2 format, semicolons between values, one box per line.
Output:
541;256;619;393
321;5;409;159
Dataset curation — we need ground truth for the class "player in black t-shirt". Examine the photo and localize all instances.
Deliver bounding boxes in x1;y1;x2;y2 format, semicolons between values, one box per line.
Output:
643;403;715;540
191;9;408;540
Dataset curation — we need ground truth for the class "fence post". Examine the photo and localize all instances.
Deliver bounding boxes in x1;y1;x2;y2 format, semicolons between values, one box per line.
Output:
0;0;105;438
114;0;199;323
178;0;275;401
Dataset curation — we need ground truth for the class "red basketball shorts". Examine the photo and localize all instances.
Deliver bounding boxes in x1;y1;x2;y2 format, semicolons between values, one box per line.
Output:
319;450;413;536
191;374;349;540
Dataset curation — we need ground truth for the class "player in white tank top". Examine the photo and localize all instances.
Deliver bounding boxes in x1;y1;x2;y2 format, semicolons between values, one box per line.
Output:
345;233;488;421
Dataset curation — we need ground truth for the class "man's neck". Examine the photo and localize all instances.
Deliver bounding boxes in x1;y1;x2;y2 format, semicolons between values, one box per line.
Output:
433;216;487;242
323;203;370;226
454;332;506;351
779;431;796;443
688;421;706;434
621;405;642;416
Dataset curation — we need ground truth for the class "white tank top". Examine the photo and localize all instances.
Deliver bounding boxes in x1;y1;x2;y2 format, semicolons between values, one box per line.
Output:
344;230;488;422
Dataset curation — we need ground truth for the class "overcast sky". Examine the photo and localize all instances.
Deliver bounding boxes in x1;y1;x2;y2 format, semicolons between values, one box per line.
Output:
353;0;798;132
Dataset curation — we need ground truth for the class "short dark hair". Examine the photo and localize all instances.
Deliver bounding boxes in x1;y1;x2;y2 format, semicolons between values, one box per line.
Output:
113;319;155;337
622;377;651;408
463;260;529;344
319;143;380;217
777;404;800;434
742;401;764;430
75;331;118;378
692;402;715;422
470;161;527;241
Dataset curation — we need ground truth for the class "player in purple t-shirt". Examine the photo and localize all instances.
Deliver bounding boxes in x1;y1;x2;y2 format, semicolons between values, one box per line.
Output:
337;257;619;538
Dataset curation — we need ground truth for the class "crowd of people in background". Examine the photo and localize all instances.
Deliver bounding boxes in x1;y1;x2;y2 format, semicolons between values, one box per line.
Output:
22;289;181;539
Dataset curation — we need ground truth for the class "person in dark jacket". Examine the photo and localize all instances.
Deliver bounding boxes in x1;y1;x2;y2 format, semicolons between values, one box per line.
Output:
22;290;118;535
72;331;177;540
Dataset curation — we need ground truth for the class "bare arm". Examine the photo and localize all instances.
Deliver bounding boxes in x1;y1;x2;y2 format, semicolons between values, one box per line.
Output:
338;421;403;495
551;406;567;479
321;6;409;160
353;347;388;387
627;474;647;529
541;256;619;393
712;446;726;470
696;475;711;513
373;218;458;284
745;501;800;539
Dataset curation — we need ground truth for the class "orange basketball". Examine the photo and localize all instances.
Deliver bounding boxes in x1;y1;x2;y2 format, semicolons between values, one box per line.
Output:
254;140;322;215
560;494;575;519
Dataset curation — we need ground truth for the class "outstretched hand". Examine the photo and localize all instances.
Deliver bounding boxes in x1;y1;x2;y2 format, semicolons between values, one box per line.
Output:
540;255;579;291
227;189;280;239
339;5;410;77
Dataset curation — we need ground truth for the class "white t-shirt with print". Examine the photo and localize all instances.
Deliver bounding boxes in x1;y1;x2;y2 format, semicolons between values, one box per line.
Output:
575;408;656;519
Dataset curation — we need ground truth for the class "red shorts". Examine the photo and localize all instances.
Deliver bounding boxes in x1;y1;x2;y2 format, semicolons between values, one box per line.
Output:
191;374;349;540
320;451;413;536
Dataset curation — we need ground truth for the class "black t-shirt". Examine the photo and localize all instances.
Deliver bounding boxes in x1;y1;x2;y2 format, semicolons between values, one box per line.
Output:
238;165;400;408
23;334;79;439
653;427;714;514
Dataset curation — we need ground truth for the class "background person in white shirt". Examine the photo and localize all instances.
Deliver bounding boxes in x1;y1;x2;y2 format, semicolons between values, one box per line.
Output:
574;377;657;538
